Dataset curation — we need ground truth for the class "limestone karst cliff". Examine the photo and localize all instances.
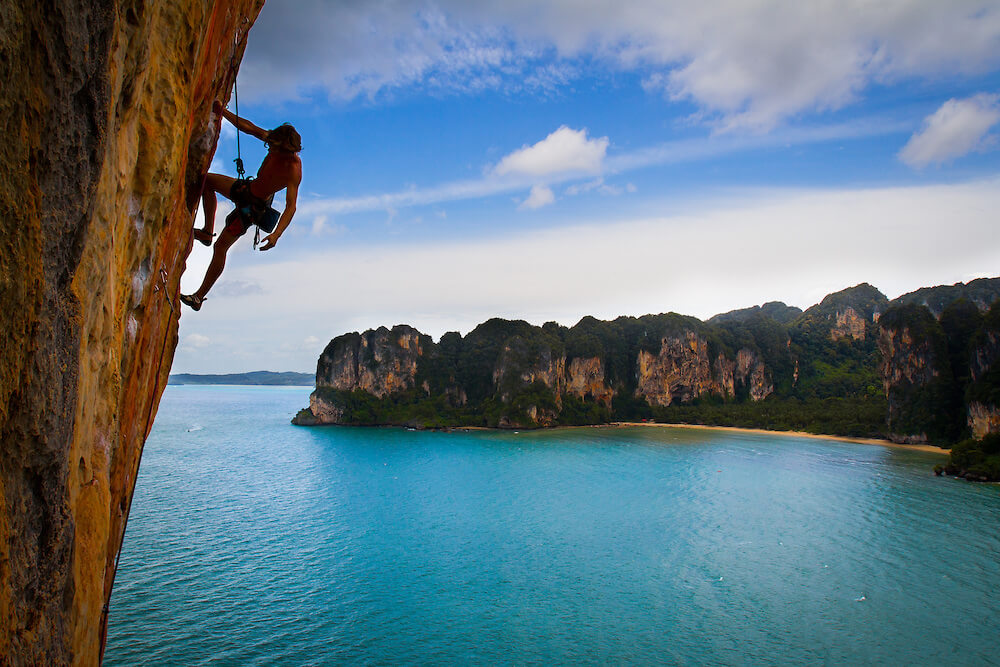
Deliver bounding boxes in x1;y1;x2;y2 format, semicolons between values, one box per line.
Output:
296;280;1000;448
295;313;780;430
0;1;263;663
966;302;1000;439
876;305;952;444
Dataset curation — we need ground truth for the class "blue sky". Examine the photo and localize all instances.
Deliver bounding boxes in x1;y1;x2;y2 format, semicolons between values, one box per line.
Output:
176;0;1000;374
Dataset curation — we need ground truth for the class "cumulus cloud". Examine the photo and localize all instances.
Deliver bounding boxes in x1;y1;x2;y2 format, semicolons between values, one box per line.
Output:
493;126;608;177
249;177;1000;336
212;280;265;297
564;177;635;197
297;118;898;219
172;177;1000;373
519;184;555;210
184;333;212;349
899;93;1000;167
243;0;1000;129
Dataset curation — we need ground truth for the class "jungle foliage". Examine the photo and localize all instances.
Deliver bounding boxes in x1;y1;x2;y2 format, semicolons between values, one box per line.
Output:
303;281;1000;466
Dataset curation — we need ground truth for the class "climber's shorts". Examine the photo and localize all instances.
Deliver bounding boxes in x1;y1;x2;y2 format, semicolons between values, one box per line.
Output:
224;179;266;237
224;210;252;237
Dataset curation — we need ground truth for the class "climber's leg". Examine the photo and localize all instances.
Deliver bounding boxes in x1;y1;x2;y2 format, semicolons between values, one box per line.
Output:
194;173;238;246
180;228;240;311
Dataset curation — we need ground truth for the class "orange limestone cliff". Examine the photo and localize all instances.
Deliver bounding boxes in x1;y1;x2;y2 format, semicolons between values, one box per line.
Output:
0;1;263;663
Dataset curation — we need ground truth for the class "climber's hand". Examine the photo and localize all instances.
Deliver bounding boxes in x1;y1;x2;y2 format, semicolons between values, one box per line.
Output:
212;100;224;115
259;233;278;251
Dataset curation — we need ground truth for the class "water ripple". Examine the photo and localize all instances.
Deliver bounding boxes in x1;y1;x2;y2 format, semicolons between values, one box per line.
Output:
106;388;1000;666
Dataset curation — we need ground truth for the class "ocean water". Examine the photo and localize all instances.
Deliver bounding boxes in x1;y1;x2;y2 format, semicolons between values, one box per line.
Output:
105;385;1000;666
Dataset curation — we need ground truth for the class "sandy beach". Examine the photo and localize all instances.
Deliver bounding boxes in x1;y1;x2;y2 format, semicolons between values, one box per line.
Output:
608;421;951;455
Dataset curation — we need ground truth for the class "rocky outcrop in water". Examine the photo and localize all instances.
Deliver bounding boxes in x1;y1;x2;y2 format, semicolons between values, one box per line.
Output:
0;1;263;663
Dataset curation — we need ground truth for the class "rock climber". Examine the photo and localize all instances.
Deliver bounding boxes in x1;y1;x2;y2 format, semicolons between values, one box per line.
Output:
180;102;302;311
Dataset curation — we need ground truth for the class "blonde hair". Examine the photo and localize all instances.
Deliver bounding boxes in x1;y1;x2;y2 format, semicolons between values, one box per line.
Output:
267;123;301;153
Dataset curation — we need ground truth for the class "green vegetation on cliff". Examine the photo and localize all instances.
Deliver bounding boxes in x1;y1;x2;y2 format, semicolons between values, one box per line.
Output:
298;280;1000;473
652;396;888;439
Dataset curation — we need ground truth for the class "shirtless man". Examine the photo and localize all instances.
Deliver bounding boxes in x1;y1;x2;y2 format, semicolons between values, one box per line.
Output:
180;103;302;311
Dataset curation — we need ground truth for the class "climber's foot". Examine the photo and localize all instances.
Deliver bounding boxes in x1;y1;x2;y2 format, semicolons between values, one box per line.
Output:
193;229;215;246
179;294;204;311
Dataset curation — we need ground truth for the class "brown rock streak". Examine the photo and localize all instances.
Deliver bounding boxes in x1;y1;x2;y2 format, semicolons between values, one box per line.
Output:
0;1;264;663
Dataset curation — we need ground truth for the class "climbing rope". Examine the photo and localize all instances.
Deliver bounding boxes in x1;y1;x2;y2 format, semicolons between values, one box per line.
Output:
232;18;250;179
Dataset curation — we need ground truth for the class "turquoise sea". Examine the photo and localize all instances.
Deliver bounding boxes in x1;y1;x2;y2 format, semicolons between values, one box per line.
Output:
105;385;1000;666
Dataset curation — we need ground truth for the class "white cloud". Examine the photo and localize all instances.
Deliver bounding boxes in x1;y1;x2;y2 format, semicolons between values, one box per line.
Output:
184;333;212;349
564;177;633;197
311;214;327;235
899;93;1000;167
297;117;903;219
243;0;1000;129
493;126;608;177
519;184;555;210
213;280;264;297
171;177;1000;374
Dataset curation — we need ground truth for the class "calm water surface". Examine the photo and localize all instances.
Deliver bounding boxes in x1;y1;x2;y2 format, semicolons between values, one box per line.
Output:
105;386;1000;665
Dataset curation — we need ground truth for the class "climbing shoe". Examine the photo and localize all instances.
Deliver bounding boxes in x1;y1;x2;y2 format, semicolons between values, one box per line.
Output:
179;294;204;311
193;229;215;246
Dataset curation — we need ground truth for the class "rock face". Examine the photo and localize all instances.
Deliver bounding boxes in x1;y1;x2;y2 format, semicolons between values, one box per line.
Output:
636;334;715;406
565;357;614;407
830;306;868;341
636;335;773;406
494;337;566;404
966;305;1000;438
968;402;1000;440
0;1;263;663
297;318;776;428
316;326;426;398
298;279;999;445
877;309;944;443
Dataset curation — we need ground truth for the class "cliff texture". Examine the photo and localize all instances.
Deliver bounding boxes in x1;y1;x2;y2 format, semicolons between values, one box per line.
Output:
877;320;941;443
968;402;1000;440
297;279;997;445
296;317;777;429
0;1;263;663
966;304;1000;439
830;306;868;341
636;334;715;406
316;326;426;398
565;357;614;407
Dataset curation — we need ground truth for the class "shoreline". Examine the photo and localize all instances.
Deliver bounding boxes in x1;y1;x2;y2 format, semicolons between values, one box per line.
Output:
608;421;951;455
301;419;951;455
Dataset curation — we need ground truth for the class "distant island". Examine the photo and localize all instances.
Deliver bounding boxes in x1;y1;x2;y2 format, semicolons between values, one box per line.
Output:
293;278;1000;481
169;371;314;386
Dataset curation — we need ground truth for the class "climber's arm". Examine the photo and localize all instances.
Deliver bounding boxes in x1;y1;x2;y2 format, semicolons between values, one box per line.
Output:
220;106;269;142
258;170;301;252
